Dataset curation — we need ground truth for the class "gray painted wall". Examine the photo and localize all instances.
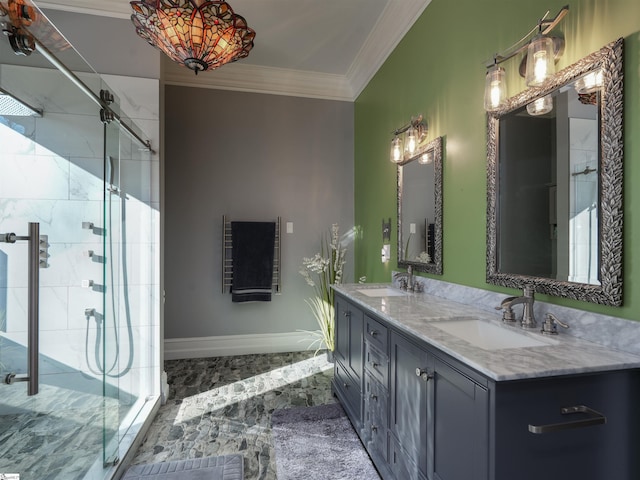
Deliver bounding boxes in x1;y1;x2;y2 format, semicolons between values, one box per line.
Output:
164;86;354;339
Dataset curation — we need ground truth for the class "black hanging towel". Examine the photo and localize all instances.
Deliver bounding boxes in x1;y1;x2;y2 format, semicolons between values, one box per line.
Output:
231;221;276;302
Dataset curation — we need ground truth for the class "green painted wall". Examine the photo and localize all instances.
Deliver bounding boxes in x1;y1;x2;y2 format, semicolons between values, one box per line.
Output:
354;0;640;321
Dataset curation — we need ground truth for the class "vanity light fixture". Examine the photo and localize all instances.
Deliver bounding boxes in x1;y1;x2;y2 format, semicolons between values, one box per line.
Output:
526;94;553;116
525;33;556;87
404;124;419;156
390;115;427;164
484;64;508;111
390;135;404;163
483;5;568;111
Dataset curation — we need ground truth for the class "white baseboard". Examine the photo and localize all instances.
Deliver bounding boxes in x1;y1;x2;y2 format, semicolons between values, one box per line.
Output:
164;331;320;361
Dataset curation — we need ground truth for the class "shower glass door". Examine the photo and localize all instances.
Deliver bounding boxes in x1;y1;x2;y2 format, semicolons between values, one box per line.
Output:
1;3;159;478
0;59;110;479
102;87;122;468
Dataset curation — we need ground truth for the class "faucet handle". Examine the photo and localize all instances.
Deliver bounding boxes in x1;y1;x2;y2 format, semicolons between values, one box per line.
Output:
541;313;569;335
495;305;517;323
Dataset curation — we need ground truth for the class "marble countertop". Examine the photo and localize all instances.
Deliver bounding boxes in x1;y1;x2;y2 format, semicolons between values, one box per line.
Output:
334;283;640;382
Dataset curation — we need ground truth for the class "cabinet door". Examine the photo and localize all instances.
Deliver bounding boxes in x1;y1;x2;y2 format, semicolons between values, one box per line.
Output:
430;357;489;480
493;371;640;480
390;331;430;480
334;295;363;382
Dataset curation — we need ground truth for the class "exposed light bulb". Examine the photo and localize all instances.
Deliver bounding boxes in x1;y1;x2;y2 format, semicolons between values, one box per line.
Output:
484;65;507;111
405;125;418;155
390;135;404;163
526;35;555;87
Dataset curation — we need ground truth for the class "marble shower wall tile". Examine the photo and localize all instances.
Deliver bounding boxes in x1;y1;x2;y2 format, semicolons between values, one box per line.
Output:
0;66;160;407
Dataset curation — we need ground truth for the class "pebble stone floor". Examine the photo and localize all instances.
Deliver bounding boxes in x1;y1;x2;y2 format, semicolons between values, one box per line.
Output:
129;351;335;479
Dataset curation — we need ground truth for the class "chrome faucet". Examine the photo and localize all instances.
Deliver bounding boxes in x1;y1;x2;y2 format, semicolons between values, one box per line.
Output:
496;285;537;329
394;265;415;292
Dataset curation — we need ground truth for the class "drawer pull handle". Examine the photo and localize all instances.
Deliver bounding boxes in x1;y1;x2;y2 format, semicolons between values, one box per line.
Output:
415;367;433;382
343;383;349;389
371;425;378;432
528;405;607;434
343;311;351;318
370;329;378;337
371;362;380;369
370;393;378;401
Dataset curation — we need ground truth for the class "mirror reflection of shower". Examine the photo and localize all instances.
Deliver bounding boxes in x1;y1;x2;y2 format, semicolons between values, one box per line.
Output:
569;118;599;284
84;155;134;378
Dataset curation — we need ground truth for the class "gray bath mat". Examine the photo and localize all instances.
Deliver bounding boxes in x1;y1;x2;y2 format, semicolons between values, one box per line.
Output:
121;454;243;480
271;402;381;480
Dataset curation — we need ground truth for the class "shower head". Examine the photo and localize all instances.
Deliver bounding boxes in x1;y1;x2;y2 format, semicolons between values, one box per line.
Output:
0;87;42;117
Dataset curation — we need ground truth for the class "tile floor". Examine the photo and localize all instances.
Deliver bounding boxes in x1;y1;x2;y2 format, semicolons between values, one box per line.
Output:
128;351;335;479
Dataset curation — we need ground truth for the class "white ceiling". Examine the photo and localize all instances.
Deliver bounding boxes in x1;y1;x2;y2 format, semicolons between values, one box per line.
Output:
35;0;431;100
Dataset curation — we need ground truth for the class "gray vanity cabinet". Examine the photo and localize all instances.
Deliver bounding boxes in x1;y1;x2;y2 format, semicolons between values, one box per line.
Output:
332;290;640;480
389;331;489;480
430;356;489;480
333;295;364;429
389;330;430;479
490;371;640;480
334;293;491;480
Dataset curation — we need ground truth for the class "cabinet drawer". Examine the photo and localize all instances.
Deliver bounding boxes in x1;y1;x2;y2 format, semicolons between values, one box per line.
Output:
365;342;389;386
334;360;362;426
365;374;389;462
365;315;388;353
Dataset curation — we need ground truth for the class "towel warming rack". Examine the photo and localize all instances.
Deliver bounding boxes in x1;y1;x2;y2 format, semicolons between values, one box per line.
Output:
222;215;282;294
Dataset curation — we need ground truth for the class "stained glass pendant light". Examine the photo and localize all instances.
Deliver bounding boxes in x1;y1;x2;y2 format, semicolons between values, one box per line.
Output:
130;0;255;74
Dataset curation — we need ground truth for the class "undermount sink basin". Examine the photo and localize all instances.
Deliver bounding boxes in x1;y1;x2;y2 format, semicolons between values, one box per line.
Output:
432;318;557;350
357;287;408;297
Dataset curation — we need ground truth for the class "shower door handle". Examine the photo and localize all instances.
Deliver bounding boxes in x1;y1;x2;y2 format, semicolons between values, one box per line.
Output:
0;222;40;395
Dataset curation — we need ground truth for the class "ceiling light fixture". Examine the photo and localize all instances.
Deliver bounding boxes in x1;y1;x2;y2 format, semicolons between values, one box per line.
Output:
390;115;428;164
483;5;568;112
130;0;256;75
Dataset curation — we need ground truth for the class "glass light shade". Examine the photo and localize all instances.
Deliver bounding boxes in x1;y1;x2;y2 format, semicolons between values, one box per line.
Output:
405;125;418;156
526;35;555;86
484;65;507;111
526;95;553;116
390;135;404;163
130;0;255;74
575;70;604;94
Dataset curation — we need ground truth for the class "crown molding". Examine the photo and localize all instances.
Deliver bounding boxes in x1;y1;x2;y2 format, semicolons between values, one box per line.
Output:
162;60;355;101
347;0;431;99
35;0;431;101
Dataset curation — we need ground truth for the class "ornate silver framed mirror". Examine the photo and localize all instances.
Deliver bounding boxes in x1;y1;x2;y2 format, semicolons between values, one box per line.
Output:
486;38;623;305
398;136;443;275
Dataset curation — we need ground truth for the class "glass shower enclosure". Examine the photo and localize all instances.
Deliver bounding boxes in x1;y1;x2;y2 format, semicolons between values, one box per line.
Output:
0;2;160;479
